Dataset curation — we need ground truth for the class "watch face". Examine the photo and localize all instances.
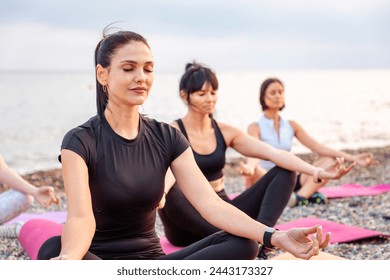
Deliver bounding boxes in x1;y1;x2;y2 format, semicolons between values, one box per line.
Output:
266;227;276;233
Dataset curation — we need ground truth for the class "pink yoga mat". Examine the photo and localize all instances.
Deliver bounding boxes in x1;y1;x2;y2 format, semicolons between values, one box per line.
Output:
18;219;63;260
320;184;390;199
160;236;183;254
5;211;67;225
276;217;389;244
18;221;183;259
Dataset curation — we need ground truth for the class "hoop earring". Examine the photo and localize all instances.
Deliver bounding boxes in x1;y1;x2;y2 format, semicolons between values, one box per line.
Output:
103;85;108;93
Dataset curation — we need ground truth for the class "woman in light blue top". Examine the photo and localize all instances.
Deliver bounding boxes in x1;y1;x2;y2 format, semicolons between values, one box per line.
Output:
239;78;376;207
257;113;294;171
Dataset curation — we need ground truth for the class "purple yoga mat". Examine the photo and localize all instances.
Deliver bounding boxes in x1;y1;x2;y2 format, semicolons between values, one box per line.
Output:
276;217;389;244
320;184;390;199
4;211;67;225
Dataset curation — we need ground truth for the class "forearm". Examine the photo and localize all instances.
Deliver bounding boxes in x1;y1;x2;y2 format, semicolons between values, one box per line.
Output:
269;149;319;175
315;146;355;162
233;133;317;175
0;167;37;195
198;196;267;244
59;217;95;260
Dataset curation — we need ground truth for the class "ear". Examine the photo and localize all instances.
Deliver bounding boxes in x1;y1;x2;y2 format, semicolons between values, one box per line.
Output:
96;64;108;86
180;90;189;104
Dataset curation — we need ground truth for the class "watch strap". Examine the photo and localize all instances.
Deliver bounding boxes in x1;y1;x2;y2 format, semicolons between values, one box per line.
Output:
263;227;276;249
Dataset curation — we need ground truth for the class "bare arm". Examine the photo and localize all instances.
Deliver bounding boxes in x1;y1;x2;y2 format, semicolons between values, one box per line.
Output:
0;154;59;207
172;148;267;240
291;120;375;166
56;149;96;260
241;122;261;172
171;147;330;259
221;122;353;180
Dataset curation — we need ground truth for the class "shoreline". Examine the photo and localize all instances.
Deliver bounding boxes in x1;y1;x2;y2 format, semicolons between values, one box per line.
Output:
1;145;389;260
6;142;390;176
6;144;388;200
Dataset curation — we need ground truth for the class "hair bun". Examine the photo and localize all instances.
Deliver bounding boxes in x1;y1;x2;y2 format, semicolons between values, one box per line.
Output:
185;63;194;71
185;61;201;71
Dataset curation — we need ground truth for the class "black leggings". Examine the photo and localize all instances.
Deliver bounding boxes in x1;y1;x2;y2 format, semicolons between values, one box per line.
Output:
38;231;258;260
158;166;296;246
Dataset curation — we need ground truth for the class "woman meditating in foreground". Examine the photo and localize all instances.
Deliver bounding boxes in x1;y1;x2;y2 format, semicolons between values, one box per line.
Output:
158;63;353;256
38;28;336;260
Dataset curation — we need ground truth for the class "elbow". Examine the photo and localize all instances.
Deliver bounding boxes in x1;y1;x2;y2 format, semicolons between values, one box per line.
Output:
67;211;96;233
87;217;96;232
198;197;227;226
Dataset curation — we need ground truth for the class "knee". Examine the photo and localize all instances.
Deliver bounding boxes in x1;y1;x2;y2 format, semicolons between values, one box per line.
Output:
234;237;259;260
273;166;296;184
37;236;62;260
17;192;33;211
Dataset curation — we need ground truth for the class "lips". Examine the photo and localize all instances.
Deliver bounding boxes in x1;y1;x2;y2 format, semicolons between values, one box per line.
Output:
131;87;147;93
203;105;215;110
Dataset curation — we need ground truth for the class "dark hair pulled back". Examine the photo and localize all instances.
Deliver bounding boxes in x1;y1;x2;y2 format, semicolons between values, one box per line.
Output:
259;77;285;111
179;62;218;105
94;26;150;115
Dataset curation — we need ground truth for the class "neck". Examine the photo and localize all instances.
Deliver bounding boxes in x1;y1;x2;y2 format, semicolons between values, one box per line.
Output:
104;103;140;140
264;109;281;134
264;109;279;121
182;111;212;134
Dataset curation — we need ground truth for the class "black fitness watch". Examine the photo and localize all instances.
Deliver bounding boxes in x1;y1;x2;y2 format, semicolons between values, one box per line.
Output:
263;227;276;249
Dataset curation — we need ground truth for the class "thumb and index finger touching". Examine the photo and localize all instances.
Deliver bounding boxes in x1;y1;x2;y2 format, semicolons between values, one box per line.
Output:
302;225;331;248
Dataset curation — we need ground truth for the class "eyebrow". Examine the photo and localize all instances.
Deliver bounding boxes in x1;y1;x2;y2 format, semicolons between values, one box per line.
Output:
120;60;154;65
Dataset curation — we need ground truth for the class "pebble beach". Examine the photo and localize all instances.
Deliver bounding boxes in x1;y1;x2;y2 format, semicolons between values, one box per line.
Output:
1;145;389;260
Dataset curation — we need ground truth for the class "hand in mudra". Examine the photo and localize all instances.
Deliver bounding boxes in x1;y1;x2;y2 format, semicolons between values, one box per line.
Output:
319;157;355;180
272;225;331;260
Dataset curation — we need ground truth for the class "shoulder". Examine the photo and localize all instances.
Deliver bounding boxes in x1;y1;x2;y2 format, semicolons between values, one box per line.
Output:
61;115;101;164
287;119;303;134
141;115;189;160
142;115;173;129
215;120;245;142
63;115;101;143
215;120;235;132
169;120;180;130
247;121;259;131
247;121;260;137
141;115;183;138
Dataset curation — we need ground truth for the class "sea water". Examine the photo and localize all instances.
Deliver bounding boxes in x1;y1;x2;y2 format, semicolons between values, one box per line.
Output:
1;69;389;174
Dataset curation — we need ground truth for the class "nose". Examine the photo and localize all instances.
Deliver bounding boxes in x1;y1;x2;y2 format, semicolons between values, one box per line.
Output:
206;93;215;101
134;69;146;83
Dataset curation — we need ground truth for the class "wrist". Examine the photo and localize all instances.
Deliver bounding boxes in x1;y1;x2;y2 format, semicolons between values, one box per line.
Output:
313;168;323;183
25;185;38;197
263;227;277;249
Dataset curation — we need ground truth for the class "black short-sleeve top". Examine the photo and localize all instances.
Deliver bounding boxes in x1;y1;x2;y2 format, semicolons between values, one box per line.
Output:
61;114;189;259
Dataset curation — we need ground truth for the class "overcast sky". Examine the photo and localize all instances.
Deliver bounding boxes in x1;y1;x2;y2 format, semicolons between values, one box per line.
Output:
0;0;389;72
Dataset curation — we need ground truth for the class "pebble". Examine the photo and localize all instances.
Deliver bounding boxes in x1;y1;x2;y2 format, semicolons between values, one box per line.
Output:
1;146;389;260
